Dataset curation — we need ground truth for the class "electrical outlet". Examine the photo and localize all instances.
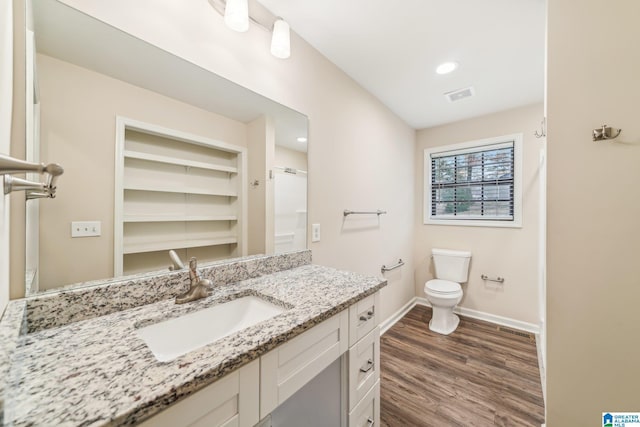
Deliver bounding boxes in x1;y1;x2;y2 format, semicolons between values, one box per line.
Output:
312;223;320;242
71;221;101;238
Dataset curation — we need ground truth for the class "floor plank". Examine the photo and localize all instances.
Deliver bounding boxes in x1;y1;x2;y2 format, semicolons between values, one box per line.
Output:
380;305;545;427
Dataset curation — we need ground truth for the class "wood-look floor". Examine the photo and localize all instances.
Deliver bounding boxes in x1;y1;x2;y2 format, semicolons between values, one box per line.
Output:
380;305;545;427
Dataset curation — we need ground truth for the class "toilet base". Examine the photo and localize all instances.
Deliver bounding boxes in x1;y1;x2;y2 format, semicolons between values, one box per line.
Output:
429;312;460;335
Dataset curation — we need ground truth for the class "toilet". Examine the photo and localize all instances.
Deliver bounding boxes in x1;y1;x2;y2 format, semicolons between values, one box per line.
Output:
424;248;472;335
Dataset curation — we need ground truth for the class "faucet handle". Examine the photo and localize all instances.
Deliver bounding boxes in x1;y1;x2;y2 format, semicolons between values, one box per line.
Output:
188;257;200;284
168;250;185;271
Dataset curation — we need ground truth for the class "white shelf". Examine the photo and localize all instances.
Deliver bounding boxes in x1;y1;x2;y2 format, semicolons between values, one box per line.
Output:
124;150;238;173
116;118;247;276
124;185;237;197
123;215;238;223
123;237;238;254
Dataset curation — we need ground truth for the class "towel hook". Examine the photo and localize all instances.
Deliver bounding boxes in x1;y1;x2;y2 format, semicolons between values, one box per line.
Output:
593;124;622;142
534;118;546;139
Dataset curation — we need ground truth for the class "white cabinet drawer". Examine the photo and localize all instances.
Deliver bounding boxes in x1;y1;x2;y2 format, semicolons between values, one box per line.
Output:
348;380;380;427
139;359;259;427
348;327;380;411
260;310;349;418
349;292;380;347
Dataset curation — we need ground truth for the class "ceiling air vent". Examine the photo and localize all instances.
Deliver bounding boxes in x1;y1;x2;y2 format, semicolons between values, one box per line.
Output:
444;86;475;103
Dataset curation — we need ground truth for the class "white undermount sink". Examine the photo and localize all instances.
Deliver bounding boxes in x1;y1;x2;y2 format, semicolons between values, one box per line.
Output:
137;295;286;362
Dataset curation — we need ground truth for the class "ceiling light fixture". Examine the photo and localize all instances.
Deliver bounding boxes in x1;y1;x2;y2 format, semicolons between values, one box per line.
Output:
271;18;291;59
436;61;459;75
224;0;249;32
297;137;307;143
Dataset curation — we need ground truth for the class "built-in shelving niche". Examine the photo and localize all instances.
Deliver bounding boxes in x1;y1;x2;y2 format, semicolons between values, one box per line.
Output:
114;117;247;276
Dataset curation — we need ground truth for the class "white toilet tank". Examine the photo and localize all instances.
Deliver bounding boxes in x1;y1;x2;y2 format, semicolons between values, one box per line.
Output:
432;248;472;283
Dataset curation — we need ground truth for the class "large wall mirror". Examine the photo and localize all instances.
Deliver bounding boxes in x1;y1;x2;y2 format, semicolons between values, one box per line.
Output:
23;0;308;294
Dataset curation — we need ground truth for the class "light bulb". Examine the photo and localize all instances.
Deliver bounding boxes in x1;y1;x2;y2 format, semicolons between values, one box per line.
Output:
224;0;249;32
271;19;290;59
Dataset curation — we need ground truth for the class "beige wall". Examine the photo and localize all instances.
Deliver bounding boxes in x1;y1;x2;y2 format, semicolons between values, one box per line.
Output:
33;54;247;290
415;103;543;325
246;116;269;255
51;0;416;322
0;0;15;313
9;0;26;300
546;0;640;425
275;146;307;172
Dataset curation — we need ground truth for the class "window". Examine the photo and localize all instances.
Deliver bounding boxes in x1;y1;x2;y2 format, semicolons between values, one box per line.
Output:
424;134;522;227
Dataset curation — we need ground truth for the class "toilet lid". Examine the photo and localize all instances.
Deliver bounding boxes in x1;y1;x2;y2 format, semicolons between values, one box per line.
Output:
426;279;461;294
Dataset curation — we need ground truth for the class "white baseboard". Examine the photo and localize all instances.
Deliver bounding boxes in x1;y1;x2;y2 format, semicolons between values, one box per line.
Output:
415;297;540;334
536;333;546;384
379;298;416;335
536;321;547;407
381;297;540;336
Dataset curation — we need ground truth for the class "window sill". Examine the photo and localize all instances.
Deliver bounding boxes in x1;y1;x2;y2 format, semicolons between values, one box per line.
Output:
423;218;522;229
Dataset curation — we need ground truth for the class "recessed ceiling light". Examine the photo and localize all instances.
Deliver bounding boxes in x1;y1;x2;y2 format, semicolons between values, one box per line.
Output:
436;61;459;75
297;137;307;143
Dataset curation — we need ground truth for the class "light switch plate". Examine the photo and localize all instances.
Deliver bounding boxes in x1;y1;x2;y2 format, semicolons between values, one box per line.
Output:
312;223;320;242
71;221;101;238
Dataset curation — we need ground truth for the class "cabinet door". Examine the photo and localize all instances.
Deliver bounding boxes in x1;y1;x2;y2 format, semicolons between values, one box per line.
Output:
348;327;380;411
348;380;380;427
139;359;259;427
260;310;349;418
349;292;380;347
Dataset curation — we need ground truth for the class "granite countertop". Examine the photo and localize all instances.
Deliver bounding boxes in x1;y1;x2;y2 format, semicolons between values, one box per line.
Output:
1;263;385;426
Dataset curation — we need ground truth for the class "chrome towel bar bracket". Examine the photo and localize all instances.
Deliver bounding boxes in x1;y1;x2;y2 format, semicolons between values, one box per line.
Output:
1;154;64;198
381;259;404;274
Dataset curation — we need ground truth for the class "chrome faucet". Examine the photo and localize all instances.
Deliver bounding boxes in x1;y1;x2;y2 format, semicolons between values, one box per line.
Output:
175;257;212;304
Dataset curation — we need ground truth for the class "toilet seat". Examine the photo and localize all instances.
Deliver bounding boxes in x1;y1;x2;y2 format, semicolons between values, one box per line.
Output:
425;279;461;294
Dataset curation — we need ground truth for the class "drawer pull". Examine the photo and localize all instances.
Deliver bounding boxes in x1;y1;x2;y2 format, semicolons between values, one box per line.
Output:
367;417;375;426
359;309;375;322
359;359;374;373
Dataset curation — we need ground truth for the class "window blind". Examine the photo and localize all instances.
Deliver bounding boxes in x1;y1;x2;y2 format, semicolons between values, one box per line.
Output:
430;142;514;220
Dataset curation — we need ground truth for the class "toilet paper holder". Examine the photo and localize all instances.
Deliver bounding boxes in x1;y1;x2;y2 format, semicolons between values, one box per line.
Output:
481;274;504;283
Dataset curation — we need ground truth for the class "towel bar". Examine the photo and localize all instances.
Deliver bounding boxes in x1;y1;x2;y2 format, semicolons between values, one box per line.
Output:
381;259;404;274
343;209;387;217
481;274;504;283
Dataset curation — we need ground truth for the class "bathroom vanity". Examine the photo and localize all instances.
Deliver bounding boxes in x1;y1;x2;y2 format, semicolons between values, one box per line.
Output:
0;251;385;426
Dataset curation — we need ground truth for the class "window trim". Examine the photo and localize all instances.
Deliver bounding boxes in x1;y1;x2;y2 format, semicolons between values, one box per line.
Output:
423;133;523;228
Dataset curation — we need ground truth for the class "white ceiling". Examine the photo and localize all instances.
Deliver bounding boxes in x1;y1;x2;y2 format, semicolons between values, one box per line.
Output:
257;0;545;129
